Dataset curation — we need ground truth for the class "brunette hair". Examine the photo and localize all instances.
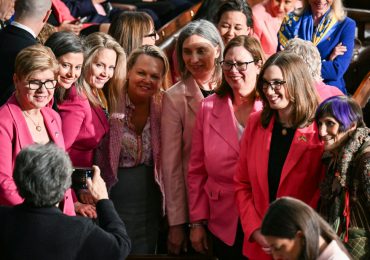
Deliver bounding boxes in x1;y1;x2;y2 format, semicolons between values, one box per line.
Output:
261;197;349;260
78;32;126;113
214;0;253;28
315;96;365;132
215;35;264;99
108;11;153;56
45;31;85;103
256;52;319;128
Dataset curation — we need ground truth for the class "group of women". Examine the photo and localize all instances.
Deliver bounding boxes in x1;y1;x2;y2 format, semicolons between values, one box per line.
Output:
0;0;368;259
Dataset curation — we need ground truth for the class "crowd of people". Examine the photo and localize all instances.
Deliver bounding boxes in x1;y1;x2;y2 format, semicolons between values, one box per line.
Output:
0;0;369;259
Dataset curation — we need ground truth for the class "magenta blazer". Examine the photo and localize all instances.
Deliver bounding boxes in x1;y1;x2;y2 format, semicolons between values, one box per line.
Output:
187;94;262;246
57;86;109;167
234;111;325;259
0;95;75;216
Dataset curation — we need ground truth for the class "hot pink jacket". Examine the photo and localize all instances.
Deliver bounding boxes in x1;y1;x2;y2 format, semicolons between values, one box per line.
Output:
188;94;262;245
235;111;325;259
0;95;75;216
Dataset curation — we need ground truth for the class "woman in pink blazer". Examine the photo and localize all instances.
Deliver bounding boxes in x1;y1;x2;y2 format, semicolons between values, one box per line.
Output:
0;44;74;216
161;19;224;255
252;0;296;57
234;51;325;260
187;35;264;259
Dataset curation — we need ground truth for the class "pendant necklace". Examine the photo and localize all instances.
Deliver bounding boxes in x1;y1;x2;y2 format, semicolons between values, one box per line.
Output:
281;128;288;136
23;111;42;132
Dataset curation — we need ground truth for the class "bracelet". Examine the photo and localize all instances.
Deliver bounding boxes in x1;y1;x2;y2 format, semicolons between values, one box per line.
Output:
188;222;205;228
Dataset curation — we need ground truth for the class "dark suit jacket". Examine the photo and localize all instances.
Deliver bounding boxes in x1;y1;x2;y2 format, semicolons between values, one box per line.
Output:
0;25;37;106
0;200;131;260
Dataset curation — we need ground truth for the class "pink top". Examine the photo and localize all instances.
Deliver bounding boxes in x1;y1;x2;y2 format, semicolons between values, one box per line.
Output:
252;2;282;57
315;81;343;103
0;95;75;216
317;240;350;260
119;93;153;167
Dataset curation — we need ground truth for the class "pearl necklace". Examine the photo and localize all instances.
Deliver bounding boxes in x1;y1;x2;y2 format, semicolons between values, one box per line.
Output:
23;111;42;132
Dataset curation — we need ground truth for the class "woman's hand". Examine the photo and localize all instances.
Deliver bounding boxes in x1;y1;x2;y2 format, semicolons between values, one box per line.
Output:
190;225;208;254
329;42;347;61
74;201;97;218
167;224;187;255
252;229;271;254
87;165;109;201
57;21;82;35
79;190;95;205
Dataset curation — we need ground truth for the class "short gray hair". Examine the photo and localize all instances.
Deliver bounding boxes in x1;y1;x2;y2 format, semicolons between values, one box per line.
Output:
13;143;73;207
176;19;224;83
15;0;51;21
284;38;322;81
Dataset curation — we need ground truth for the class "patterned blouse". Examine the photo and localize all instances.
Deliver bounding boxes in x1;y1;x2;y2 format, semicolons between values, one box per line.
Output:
118;93;153;168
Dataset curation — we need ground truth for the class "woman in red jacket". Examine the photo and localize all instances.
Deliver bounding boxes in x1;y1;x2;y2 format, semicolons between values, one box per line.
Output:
235;51;325;260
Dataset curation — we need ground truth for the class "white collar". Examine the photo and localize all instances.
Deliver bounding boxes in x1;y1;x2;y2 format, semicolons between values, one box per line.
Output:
11;21;37;38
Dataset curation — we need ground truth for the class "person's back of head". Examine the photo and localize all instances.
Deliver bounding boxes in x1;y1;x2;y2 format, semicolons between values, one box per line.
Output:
13;143;72;207
14;0;51;34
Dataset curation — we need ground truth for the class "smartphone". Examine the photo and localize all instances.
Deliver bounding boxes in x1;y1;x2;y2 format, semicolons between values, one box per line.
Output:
71;16;88;25
72;167;93;190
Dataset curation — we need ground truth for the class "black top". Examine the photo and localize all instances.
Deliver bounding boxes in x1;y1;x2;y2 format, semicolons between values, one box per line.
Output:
268;121;296;202
200;88;214;98
0;199;131;260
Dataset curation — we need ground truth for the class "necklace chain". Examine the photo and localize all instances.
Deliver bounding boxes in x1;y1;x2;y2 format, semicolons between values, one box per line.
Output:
23;111;42;132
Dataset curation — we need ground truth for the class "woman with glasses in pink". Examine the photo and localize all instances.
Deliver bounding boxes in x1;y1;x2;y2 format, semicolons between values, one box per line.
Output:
0;44;75;216
234;51;325;260
187;35;264;259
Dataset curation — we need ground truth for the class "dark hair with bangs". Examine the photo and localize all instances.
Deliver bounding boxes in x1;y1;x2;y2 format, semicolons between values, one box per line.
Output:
315;96;365;132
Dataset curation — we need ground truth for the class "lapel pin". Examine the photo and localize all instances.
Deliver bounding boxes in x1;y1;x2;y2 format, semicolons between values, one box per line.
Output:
298;135;307;142
55;131;59;137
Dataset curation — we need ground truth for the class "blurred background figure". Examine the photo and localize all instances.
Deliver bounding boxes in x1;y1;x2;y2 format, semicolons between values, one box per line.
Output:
0;0;52;106
97;45;169;254
278;0;355;94
252;0;297;57
315;96;370;259
187;35;264;259
261;197;350;260
284;38;343;102
0;0;14;29
161;19;223;255
0;143;131;259
109;11;158;57
235;52;325;260
0;44;74;216
215;0;253;45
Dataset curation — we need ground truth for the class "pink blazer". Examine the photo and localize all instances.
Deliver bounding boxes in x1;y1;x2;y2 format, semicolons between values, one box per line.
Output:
57;86;109;168
96;91;165;213
234;111;325;259
252;2;282;57
0;95;75;216
161;76;204;226
315;81;343;103
188;94;262;246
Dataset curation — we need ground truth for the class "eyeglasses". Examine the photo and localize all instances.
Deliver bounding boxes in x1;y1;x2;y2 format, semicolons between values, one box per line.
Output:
220;60;255;71
262;79;286;92
27;79;57;90
144;31;159;41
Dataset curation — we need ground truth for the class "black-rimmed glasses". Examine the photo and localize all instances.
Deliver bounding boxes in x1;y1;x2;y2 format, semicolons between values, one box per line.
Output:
262;79;286;92
220;60;255;71
144;31;159;41
27;79;57;90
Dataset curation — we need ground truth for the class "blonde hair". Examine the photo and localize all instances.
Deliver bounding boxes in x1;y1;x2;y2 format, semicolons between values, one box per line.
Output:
108;11;153;56
78;32;126;113
256;52;319;128
15;44;58;81
301;0;346;21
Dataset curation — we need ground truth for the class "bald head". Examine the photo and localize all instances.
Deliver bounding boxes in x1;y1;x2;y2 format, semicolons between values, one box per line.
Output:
14;0;51;21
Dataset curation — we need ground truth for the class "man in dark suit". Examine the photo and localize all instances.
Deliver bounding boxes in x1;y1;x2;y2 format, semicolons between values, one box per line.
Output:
0;143;131;260
0;0;52;106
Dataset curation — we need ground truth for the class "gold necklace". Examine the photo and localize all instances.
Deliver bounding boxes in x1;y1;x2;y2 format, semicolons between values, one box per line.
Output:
23;111;42;132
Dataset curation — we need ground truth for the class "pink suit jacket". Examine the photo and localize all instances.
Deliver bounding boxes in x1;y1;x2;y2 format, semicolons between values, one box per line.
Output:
252;2;282;57
188;94;262;246
234;111;325;259
161;76;204;226
0;95;75;216
57;86;109;167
